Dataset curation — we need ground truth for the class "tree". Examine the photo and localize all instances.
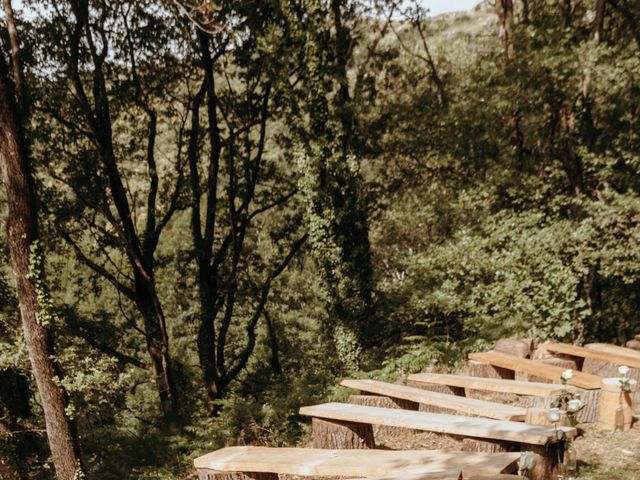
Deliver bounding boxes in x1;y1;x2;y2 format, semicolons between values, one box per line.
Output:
32;0;187;427
0;2;86;477
293;0;375;371
175;0;308;411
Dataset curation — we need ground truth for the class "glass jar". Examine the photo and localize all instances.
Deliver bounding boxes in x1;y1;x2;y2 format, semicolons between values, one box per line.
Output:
564;441;577;479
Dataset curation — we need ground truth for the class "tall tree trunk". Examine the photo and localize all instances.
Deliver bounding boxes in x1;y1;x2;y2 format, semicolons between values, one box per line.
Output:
0;49;86;480
496;0;515;59
296;0;374;372
593;0;607;44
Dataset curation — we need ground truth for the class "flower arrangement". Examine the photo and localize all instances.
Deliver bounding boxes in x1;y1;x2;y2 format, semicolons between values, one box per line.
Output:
549;369;582;478
618;365;632;392
551;369;584;427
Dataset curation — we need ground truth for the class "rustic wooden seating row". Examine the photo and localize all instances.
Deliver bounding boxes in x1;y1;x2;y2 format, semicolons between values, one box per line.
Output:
193;446;521;479
195;342;638;480
299;402;576;446
407;372;570;397
586;342;640;361
544;342;640;369
340;379;528;421
468;351;602;389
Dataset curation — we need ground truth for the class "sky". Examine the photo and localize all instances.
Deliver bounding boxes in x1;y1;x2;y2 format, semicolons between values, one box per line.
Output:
419;0;481;16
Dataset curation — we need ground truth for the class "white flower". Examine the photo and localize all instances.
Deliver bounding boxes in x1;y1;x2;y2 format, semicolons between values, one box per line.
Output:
619;365;630;377
561;369;574;381
518;451;537;472
567;398;583;413
547;408;561;423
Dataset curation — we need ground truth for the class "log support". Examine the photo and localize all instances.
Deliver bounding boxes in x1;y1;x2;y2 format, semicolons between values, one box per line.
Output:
467;360;515;380
197;470;278;480
406;382;465;414
461;437;517;453
348;394;418;437
527;443;561;480
311;417;375;449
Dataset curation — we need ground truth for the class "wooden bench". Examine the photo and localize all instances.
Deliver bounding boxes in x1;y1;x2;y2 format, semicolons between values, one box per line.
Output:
544;343;640;369
586;343;640;360
340;379;527;421
468;351;602;389
193;446;521;479
407;373;570;397
299;402;574;480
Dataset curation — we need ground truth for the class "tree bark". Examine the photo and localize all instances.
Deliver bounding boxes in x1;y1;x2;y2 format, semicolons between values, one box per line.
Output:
311;417;375;449
593;0;607;44
0;48;85;480
496;0;515;59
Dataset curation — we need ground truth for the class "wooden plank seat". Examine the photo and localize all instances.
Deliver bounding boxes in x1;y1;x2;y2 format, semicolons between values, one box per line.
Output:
193;446;521;479
407;373;571;397
544;343;640;369
299;402;576;446
468;351;602;389
340;379;527;421
586;343;640;360
299;403;574;480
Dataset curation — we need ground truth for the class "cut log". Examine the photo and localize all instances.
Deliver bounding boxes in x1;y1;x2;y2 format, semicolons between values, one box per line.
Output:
311;417;375;449
461;438;516;453
596;377;637;431
495;338;532;358
528;443;561;480
467;476;520;480
408;382;465;414
528;388;600;424
525;408;553;426
627;340;640;351
198;471;277;480
467;360;515;380
347;393;418;411
348;395;416;437
526;357;577;384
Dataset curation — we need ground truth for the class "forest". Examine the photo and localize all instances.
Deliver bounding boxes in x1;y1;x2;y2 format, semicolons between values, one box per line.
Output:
0;0;639;478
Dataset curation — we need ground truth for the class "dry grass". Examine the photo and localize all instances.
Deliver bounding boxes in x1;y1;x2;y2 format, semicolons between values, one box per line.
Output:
574;424;640;479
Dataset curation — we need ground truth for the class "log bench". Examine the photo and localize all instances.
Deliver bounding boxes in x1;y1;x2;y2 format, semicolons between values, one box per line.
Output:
299;403;576;480
193;446;522;479
340;379;527;421
468;351;603;389
544;343;640;369
467;351;602;422
407;373;571;398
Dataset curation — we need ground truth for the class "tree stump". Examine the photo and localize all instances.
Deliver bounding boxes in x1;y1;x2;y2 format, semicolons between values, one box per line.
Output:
311;417;375;449
527;443;561;480
526;357;578;383
467;360;515;380
528;387;599;423
597;377;637;431
407;382;465;413
461;437;517;453
197;470;278;480
495;338;533;358
627;340;640;351
348;394;418;437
